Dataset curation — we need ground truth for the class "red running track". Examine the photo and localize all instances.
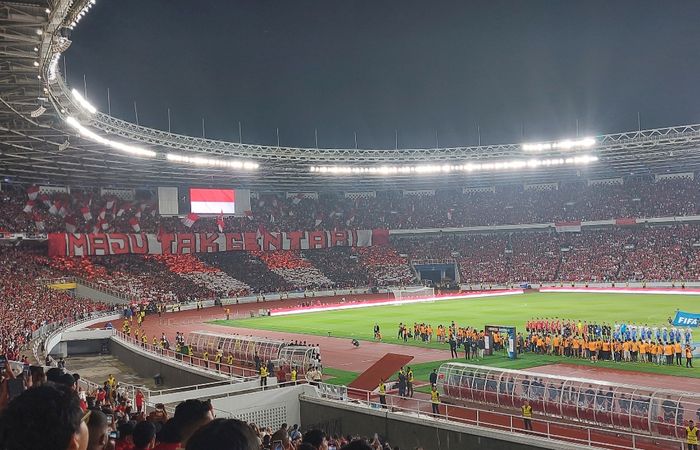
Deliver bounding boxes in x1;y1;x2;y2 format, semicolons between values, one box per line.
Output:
93;296;692;449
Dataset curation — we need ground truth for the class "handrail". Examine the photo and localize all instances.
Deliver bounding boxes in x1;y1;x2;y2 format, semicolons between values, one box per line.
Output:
311;383;684;450
112;331;261;380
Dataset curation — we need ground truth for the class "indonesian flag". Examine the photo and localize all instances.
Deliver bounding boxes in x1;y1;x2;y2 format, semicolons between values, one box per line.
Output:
97;218;110;231
216;211;225;233
116;204;127;217
181;212;199;228
98;208;106;220
40;194;51;208
190;189;235;214
555;221;582;233
105;198;115;210
65;217;77;233
80;206;92;221
26;185;40;200
48;200;59;215
33;213;45;232
23;200;35;213
255;224;266;239
128;216;141;232
134;210;142;219
58;204;68;218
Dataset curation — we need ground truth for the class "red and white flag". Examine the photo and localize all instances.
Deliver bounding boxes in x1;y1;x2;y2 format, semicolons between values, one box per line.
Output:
255;223;266;239
97;218;110;231
48;200;60;215
190;189;235;214
26;185;40;200
23;200;35;214
181;212;199;228
216;211;225;233
65;217;77;233
33;213;45;232
98;208;107;220
80;206;92;221
58;204;68;218
116;204;127;217
128;216;141;232
555;221;582;233
105;198;115;210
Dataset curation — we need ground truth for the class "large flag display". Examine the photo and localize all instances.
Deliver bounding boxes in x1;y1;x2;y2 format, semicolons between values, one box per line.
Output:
672;310;700;327
47;229;390;256
190;188;235;214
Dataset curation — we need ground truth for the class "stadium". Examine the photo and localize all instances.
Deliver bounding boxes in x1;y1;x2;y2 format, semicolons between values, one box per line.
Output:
1;1;700;450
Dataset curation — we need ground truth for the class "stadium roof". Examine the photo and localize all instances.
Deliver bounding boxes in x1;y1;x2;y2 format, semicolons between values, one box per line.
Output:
2;0;700;191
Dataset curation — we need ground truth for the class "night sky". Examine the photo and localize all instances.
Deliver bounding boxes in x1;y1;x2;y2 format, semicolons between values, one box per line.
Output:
66;0;700;149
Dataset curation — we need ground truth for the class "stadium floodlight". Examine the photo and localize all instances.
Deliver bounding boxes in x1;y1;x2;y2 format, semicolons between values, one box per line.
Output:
522;137;596;152
71;89;97;114
309;155;598;176
166;153;259;170
65;116;156;157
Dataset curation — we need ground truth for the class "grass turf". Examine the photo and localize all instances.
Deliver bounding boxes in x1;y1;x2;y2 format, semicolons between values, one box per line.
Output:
213;292;700;378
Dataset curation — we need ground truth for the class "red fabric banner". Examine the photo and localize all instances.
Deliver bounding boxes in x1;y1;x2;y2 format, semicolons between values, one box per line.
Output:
47;229;386;257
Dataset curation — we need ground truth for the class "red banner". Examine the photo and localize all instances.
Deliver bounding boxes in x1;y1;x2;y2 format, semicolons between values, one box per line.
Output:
47;229;386;257
615;218;638;226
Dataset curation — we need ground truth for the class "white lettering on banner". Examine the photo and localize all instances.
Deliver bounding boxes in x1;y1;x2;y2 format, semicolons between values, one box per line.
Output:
48;230;385;257
678;317;698;326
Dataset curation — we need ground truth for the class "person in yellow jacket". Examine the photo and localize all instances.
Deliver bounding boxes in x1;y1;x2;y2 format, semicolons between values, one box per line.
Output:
203;350;209;369
687;344;695;369
675;341;683;366
522;399;533;431
430;384;440;416
687;419;698;450
378;379;387;408
227;353;234;375
407;367;414;397
291;367;298;384
260;365;269;388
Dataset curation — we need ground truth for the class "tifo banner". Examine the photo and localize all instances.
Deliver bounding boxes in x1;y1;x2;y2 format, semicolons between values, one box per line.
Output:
47;229;389;256
672;310;700;327
555;221;582;233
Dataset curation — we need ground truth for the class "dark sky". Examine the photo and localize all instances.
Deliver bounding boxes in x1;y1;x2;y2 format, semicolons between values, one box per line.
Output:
66;0;700;149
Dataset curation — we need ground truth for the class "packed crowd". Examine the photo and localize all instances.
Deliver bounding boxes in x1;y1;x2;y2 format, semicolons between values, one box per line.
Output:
252;251;335;291
3;178;700;235
0;362;411;450
0;248;111;360
396;224;700;284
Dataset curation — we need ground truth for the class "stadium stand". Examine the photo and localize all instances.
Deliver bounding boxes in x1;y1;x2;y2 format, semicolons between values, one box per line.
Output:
4;178;700;234
252;250;335;290
0;248;110;360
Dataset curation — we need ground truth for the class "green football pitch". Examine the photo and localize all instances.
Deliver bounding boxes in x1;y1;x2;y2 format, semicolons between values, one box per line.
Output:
213;292;700;379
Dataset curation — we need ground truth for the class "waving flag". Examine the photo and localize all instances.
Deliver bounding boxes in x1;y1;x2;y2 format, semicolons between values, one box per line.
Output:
65;217;77;233
80;206;92;221
26;185;40;200
23;200;35;214
128;216;141;233
33;213;45;232
216;211;225;233
181;212;199;228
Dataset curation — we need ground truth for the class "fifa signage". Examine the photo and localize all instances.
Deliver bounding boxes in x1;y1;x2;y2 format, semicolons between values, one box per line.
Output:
672;311;700;327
